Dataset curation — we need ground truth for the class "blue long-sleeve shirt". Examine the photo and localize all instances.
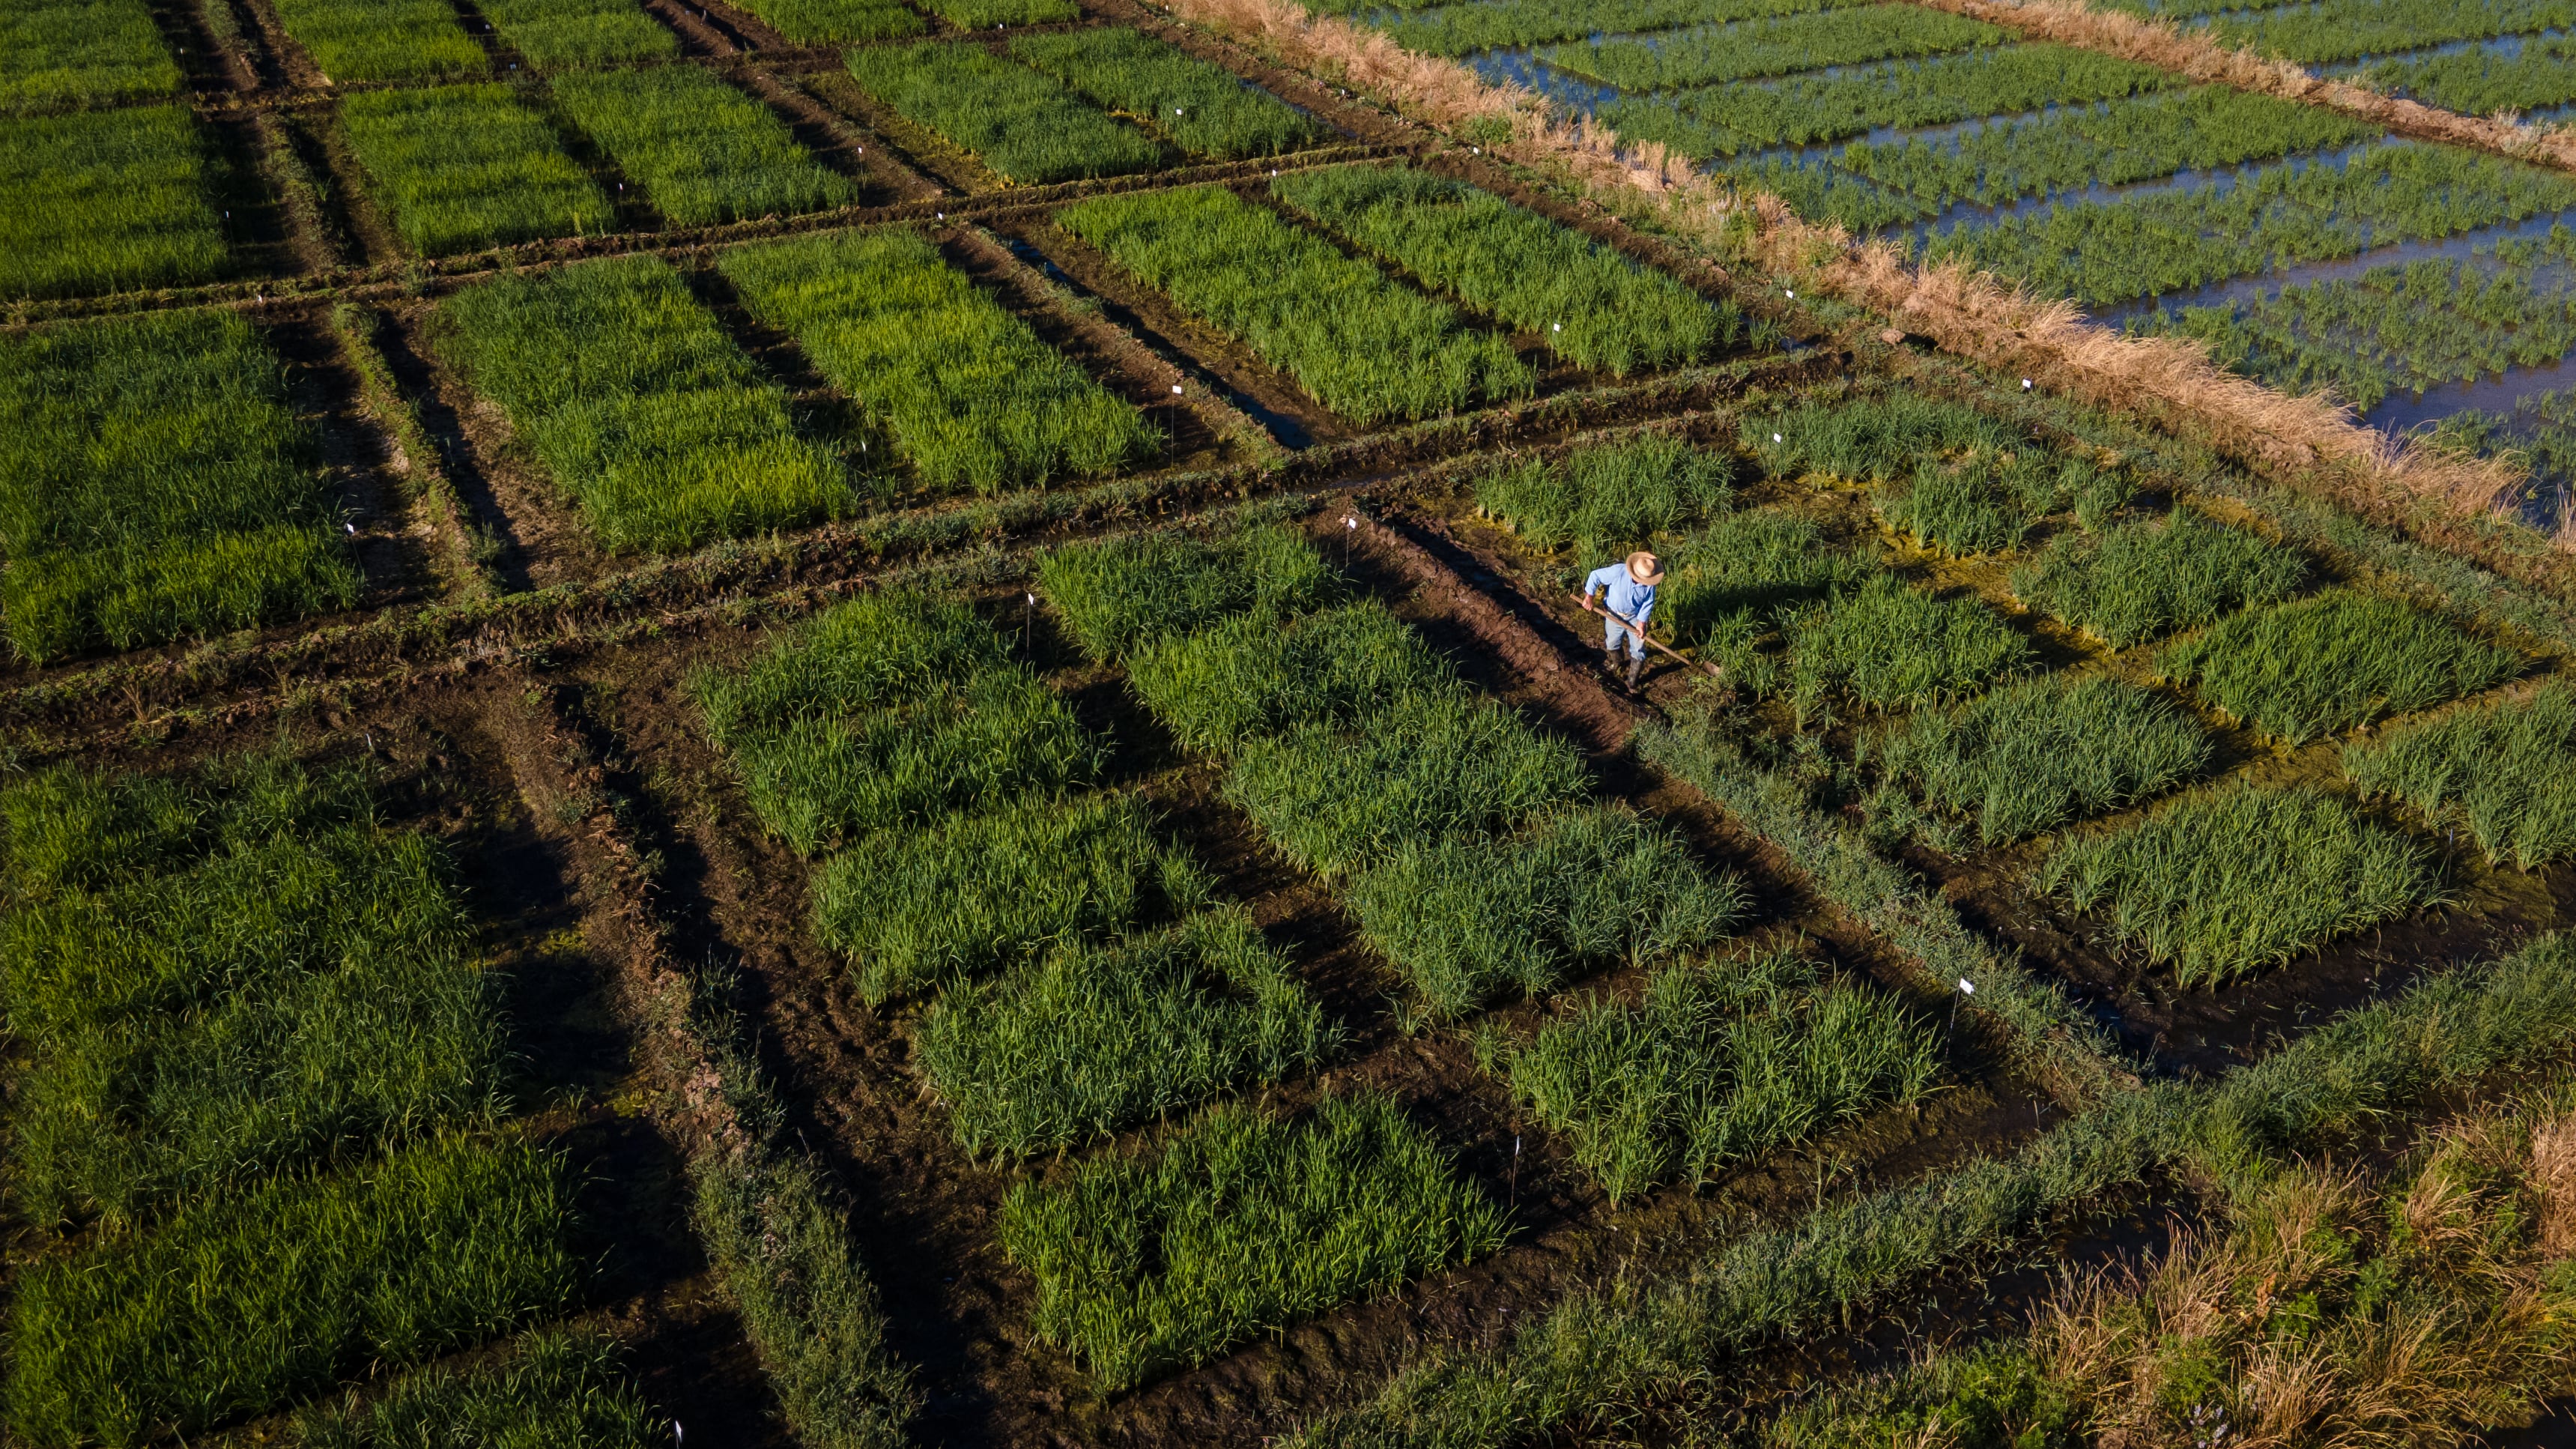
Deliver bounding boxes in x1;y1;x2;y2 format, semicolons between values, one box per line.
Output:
1584;563;1655;628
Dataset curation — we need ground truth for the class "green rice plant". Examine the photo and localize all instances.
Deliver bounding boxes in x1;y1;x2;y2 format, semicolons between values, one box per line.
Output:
1225;689;1591;877
1474;435;1734;560
270;0;486;82
692;587;1004;741
5;1132;578;1446
846;42;1163;184
1009;28;1324;160
0;748;375;900
434;254;850;551
294;1327;660;1449
2160;590;2524;744
814;790;1211;1002
2368;33;2576;116
342;85;608;256
732;0;924;41
2011;507;2309;648
1880;447;2133;554
1038;522;1333;663
1272;164;1745;375
999;1093;1506;1391
718;229;1159;494
922;0;1077;22
1658;509;1871;648
1781;572;2035;716
1542;4;2004;91
477;0;678;68
1346;803;1749;1020
915;909;1334;1158
1873;674;2210;845
2345;681;2576;871
1126;600;1459;754
1743;395;2016;484
1055;185;1533;425
0;104;228;299
1378;0;1876;59
2212;0;2576;66
2038;782;2441;987
0;308;359;662
0;0;179;112
1506;949;1939;1205
554;66;855;225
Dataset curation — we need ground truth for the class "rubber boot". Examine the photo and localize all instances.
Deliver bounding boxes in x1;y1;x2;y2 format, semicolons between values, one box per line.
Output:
1625;653;1646;693
1602;646;1622;678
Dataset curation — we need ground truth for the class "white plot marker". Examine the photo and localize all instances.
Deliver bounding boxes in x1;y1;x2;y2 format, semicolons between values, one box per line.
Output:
1551;322;1561;332
1172;384;1183;393
1784;288;1794;298
1957;978;1975;995
2022;378;2033;390
1772;432;1782;443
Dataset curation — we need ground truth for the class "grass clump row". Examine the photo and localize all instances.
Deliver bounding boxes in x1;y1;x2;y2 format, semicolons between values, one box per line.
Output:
2160;590;2524;743
1474;435;1735;563
1873;674;2210;845
1542;3;2004;91
1009;27;1324;160
478;0;678;67
1505;949;1939;1204
1001;1094;1505;1391
1272;163;1745;376
0;104;228;300
555;65;855;226
271;0;486;82
434;253;849;552
1037;520;1333;662
2011;506;2308;647
0;308;359;662
295;1327;660;1448
718;228;1159;495
0;0;178;112
1056;184;1533;425
342;85;607;256
2346;680;2576;871
846;42;1163;184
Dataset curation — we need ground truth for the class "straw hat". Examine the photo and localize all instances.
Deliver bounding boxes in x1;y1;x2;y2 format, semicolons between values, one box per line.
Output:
1625;551;1665;586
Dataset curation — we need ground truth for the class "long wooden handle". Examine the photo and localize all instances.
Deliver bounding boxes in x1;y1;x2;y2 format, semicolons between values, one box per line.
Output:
1577;596;1725;679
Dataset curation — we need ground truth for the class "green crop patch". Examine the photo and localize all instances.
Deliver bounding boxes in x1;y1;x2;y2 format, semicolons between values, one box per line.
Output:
1769;572;2035;716
554;66;855;226
1126;600;1461;753
1660;509;1871;647
1873;674;2211;845
1505;949;1939;1204
0;750;375;901
1879;447;2132;554
1;0;179;112
2011;508;2309;648
923;0;1079;23
915;910;1334;1157
1348;803;1751;1019
1;104;228;300
718;229;1159;495
1744;395;2016;485
2160;590;2524;744
1039;522;1333;662
1010;28;1326;160
1542;4;2005;91
0;309;360;662
296;1328;660;1449
1000;1093;1506;1390
845;42;1164;184
2040;783;2442;987
6;1132;578;1445
271;0;486;82
2347;681;2576;872
1381;0;1878;60
815;790;1211;1002
1056;185;1533;425
342;85;609;256
1276;165;1744;377
434;254;849;552
2211;0;2576;66
731;0;924;40
479;0;678;68
2369;33;2576;116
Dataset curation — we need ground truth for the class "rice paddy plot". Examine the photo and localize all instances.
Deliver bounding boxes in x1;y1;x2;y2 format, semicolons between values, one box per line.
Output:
432;254;851;551
2426;387;2576;527
998;1094;1506;1391
846;42;1164;184
342;85;609;256
0;309;358;662
270;0;486;82
2038;782;2443;987
1540;4;2007;93
719;229;1160;495
2160;590;2524;743
0;749;374;900
2209;0;2576;67
1770;572;2036;716
2346;680;2576;871
1505;949;1939;1204
1378;0;1879;60
554;66;855;226
1273;165;1745;376
921;0;1078;22
1745;395;2016;485
1125;600;1461;754
1057;185;1533;425
294;1328;661;1449
1659;509;1871;647
0;104;228;300
727;0;924;42
476;0;678;69
1879;446;2132;554
914;910;1334;1157
1009;28;1326;160
0;0;179;113
1037;521;1334;663
2366;33;2576;115
1473;434;1734;560
2011;508;2309;648
1872;675;2212;844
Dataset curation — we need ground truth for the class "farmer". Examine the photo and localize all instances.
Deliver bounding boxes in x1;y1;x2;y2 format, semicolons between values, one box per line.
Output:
1581;550;1664;692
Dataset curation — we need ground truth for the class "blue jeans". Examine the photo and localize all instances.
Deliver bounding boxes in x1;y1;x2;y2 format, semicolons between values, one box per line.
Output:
1604;614;1644;659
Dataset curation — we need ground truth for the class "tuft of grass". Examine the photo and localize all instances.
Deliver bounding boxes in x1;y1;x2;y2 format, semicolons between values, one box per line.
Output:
733;0;924;40
692;587;1002;739
341;85;608;256
718;228;1159;494
1346;803;1749;1020
2346;680;2576;871
0;105;228;300
1873;674;2211;844
554;65;855;225
2160;590;2524;744
999;1093;1506;1391
846;42;1163;184
434;253;850;552
915;909;1334;1158
814;790;1210;1002
270;0;487;81
2012;507;2309;647
2039;782;2442;987
1056;184;1533;425
1473;434;1734;560
477;0;679;67
1659;509;1871;648
1;0;179;113
1781;572;2034;715
1124;600;1458;754
294;1327;661;1448
1743;394;2016;483
1506;949;1940;1204
1273;163;1743;375
0;748;374;901
1037;522;1333;662
1010;27;1324;160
